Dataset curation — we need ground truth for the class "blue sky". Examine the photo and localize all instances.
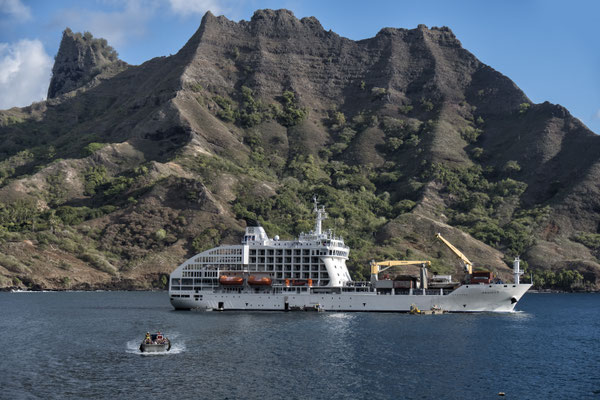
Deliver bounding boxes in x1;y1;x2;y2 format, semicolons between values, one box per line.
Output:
1;0;599;133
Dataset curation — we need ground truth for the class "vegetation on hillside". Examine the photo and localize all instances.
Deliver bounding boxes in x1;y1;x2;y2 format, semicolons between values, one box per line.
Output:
0;18;598;290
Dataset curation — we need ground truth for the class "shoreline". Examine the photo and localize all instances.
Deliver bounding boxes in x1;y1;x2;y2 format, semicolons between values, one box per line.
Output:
1;287;167;293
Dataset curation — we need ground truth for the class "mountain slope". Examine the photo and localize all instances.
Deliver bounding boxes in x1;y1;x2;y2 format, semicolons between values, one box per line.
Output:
0;9;598;290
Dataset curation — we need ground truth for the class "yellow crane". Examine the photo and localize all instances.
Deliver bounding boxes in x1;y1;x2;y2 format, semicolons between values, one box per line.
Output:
435;233;473;274
370;260;431;275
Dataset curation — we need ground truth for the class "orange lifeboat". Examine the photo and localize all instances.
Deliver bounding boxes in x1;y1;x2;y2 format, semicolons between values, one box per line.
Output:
248;276;272;286
219;275;244;286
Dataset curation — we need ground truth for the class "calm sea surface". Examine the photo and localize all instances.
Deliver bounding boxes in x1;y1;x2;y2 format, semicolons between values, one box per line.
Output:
1;291;599;399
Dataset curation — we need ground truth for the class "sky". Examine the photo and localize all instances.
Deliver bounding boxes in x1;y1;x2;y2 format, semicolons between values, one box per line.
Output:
0;0;598;133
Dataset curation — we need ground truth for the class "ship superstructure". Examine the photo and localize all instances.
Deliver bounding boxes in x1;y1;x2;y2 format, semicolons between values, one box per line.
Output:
169;199;531;312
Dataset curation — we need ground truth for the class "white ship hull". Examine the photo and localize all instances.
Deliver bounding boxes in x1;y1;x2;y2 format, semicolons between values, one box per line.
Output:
170;283;532;313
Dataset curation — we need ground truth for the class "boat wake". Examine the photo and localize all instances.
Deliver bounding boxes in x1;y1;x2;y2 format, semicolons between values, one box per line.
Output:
126;335;185;356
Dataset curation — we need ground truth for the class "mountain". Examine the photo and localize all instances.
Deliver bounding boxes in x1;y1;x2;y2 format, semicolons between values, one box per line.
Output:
0;9;598;291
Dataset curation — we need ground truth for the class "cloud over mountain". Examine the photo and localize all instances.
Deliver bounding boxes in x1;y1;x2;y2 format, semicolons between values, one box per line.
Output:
0;39;52;108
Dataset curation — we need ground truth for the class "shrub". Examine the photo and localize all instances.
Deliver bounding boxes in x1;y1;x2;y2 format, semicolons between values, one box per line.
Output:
104;176;134;196
393;199;416;215
83;142;106;156
83;166;108;196
573;233;600;250
503;160;521;174
371;87;388;100
327;110;346;130
493;178;527;197
80;251;116;274
405;135;420;147
276;91;307;127
192;228;220;253
213;95;236;122
398;105;413;114
420;98;434;112
337;127;356;144
519;102;531;115
238;86;264;128
386;137;404;151
460;126;482;143
471;147;484;159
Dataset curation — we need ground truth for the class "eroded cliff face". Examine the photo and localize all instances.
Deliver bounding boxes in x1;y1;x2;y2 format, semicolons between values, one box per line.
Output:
47;28;127;99
0;9;598;291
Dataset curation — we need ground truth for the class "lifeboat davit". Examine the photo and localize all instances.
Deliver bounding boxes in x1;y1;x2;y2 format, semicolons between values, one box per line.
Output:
219;275;244;285
248;276;272;286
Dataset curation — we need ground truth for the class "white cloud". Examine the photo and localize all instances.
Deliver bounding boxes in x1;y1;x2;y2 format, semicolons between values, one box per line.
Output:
594;109;600;120
169;0;222;16
0;0;31;21
0;39;52;109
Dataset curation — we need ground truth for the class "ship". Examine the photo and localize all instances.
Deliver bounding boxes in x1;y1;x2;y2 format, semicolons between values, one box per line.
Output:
169;198;531;313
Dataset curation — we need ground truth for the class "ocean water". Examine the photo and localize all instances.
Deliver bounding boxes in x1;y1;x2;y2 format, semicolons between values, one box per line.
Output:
1;291;599;399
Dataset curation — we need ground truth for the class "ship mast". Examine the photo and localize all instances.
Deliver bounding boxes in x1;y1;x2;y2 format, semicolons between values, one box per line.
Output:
313;196;327;235
513;256;523;284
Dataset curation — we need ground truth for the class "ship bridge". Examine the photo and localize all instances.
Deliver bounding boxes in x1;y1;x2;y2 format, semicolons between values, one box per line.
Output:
242;226;269;245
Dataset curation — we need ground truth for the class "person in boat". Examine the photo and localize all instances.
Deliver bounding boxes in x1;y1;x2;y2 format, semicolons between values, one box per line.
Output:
144;332;151;344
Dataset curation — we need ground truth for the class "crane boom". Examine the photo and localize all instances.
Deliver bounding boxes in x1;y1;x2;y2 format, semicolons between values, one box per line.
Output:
370;260;431;275
435;233;473;274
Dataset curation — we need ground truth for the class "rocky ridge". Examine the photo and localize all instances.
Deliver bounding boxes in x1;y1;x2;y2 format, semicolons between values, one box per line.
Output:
47;28;128;99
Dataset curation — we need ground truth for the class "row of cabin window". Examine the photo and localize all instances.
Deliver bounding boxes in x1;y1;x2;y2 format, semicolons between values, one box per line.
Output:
249;257;323;263
331;250;348;256
250;249;325;256
181;270;219;277
248;264;328;272
207;248;243;255
192;256;243;264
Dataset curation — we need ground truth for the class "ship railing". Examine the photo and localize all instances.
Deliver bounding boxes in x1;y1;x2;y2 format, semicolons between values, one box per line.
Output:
344;281;371;287
341;286;373;293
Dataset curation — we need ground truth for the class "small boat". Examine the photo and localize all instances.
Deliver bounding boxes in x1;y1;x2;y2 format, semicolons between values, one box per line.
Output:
219;275;244;285
409;304;446;315
139;332;171;353
248;276;272;286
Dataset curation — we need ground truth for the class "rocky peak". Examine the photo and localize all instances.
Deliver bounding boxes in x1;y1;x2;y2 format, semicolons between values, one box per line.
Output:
47;28;126;99
245;9;325;38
